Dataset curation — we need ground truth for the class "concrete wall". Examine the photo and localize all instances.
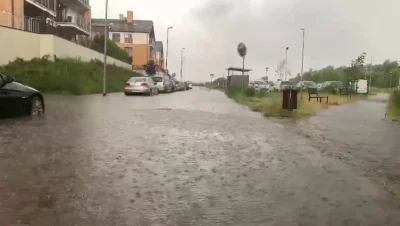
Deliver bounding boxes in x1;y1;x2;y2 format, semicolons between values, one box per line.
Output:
0;26;132;69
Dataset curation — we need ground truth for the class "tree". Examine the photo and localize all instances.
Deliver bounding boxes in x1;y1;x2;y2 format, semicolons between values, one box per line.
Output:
143;59;157;76
275;60;286;80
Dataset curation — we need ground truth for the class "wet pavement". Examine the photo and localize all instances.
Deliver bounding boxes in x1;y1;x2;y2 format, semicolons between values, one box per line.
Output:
296;93;400;196
1;88;400;226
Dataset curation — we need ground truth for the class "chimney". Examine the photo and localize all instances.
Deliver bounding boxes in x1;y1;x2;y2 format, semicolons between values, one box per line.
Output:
127;11;133;23
119;14;124;20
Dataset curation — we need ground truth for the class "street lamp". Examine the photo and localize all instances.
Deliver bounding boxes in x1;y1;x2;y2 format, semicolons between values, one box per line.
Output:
180;48;185;82
390;71;393;90
265;67;269;79
285;47;289;81
103;0;109;97
165;26;173;71
300;29;305;94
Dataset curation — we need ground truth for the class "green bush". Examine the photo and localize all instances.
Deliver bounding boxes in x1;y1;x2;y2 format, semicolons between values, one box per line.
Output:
91;35;131;64
388;90;400;120
0;57;141;95
244;87;256;97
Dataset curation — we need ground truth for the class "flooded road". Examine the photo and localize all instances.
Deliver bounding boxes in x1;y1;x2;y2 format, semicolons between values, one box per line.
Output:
1;88;400;225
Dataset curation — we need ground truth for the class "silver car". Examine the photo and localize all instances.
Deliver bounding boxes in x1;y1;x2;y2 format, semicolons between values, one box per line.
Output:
124;77;159;96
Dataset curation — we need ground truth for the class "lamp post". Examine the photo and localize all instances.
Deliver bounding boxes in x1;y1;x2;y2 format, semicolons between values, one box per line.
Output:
103;0;109;97
285;47;289;81
180;48;185;82
165;26;173;71
300;29;305;95
265;67;269;78
390;71;393;91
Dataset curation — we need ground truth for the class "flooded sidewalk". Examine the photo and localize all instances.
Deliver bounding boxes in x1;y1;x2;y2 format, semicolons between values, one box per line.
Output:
296;93;400;196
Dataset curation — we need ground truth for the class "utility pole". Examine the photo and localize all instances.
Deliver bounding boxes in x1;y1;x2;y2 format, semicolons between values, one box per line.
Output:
180;48;185;82
369;57;373;92
285;47;289;81
165;26;173;71
300;29;305;94
103;0;108;97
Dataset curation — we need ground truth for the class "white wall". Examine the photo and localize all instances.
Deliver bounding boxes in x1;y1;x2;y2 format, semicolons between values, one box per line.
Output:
109;32;148;44
0;26;41;64
0;26;132;69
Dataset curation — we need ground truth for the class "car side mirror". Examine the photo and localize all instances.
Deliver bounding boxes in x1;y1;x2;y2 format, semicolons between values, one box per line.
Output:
5;75;15;84
154;82;157;85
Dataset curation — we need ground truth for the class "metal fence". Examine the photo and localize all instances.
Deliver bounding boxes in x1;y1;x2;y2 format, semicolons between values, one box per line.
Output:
0;12;40;33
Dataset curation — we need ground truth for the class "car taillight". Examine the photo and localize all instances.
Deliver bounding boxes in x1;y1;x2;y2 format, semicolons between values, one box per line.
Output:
125;82;130;87
141;83;148;87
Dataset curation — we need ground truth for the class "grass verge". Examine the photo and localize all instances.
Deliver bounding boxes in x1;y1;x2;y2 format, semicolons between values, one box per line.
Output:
0;58;141;95
227;86;362;118
387;90;400;121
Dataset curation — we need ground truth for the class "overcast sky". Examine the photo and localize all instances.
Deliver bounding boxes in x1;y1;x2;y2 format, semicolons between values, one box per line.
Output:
91;0;400;82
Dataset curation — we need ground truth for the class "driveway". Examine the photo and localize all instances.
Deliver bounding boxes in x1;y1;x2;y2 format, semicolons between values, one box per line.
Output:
0;88;399;225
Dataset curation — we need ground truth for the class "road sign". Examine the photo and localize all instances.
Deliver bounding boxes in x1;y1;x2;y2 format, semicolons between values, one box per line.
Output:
237;43;247;57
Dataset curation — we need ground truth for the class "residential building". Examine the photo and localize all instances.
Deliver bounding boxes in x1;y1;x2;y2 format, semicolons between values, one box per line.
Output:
0;0;91;45
91;11;158;69
155;41;164;69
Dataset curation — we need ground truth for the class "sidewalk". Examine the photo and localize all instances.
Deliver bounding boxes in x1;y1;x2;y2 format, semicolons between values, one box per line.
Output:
298;94;400;196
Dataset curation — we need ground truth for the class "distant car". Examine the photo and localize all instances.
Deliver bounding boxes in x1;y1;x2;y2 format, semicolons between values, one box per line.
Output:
252;80;270;92
124;77;159;96
186;81;193;89
151;75;173;93
175;81;186;91
296;81;317;89
0;72;45;118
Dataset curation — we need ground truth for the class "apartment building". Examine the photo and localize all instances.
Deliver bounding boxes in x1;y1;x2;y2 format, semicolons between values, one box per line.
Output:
155;41;164;69
0;0;91;45
92;11;162;69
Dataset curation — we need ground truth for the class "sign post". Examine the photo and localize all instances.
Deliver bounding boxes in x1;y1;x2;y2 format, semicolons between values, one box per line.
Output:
237;42;247;92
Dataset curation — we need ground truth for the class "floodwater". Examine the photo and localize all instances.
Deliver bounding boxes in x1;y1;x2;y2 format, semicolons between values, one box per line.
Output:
1;88;400;226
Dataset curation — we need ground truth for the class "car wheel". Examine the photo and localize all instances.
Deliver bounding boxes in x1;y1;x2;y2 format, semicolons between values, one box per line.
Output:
125;92;130;96
154;88;159;95
30;96;44;116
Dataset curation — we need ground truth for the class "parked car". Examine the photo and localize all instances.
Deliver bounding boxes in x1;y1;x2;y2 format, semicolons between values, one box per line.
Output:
271;80;293;91
175;81;186;91
0;72;45;118
296;81;317;89
124;77;159;96
151;75;173;93
252;80;270;92
186;81;193;89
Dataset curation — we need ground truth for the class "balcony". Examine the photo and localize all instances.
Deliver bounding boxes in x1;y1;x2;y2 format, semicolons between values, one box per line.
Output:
25;0;56;16
57;0;90;11
56;10;90;35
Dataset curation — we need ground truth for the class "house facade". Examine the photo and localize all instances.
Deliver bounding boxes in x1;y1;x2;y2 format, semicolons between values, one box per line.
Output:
91;11;161;69
0;0;91;45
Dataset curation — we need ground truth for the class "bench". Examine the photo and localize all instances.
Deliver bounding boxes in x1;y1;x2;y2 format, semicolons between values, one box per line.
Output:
308;87;328;103
339;87;351;97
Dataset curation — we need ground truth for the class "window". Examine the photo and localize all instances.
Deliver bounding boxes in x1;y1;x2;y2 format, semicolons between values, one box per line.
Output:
112;33;121;42
124;33;132;43
124;47;133;57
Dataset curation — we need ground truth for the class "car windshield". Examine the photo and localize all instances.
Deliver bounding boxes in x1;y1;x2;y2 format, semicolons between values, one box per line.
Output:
151;77;163;82
329;81;342;87
281;81;291;85
128;77;147;83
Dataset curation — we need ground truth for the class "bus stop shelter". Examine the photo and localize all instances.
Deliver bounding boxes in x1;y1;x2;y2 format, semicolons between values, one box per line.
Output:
226;67;252;87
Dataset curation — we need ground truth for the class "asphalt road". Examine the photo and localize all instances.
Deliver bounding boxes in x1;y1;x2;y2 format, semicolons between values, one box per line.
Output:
1;88;399;226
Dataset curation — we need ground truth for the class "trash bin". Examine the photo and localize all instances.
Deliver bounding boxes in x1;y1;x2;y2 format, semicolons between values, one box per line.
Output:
290;89;298;110
282;87;298;110
282;89;290;110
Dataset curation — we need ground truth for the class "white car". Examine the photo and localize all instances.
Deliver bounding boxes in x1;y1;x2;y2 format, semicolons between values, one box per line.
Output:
252;80;270;92
124;77;159;96
151;75;173;93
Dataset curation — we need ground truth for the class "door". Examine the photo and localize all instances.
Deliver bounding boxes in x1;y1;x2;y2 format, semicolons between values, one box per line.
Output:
0;83;26;117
